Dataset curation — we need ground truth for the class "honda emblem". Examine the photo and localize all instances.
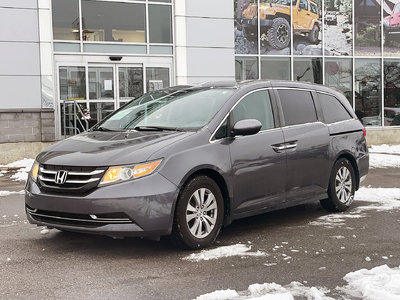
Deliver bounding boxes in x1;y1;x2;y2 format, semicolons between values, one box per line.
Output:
55;170;68;184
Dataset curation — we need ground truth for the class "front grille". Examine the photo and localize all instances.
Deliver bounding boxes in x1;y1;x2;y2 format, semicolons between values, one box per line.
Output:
26;206;133;228
38;164;106;193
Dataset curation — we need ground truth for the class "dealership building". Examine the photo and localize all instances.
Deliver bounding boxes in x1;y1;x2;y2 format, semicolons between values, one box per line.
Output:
0;0;399;161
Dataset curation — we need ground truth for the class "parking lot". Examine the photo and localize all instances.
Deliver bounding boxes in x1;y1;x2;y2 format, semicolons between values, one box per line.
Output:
1;164;400;299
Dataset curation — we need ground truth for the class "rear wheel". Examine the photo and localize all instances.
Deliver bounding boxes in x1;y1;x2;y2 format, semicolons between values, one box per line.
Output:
267;17;291;49
320;158;356;212
309;24;319;44
171;176;224;249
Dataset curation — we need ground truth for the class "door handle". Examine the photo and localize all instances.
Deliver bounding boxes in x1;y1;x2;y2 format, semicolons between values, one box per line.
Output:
285;141;298;150
272;144;286;153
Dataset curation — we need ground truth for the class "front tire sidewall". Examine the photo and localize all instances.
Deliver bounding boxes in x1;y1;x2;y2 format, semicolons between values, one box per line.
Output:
328;158;356;211
309;25;319;44
174;176;224;249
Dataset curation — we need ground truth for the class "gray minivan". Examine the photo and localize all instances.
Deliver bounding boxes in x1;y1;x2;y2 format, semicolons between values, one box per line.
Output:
25;81;369;249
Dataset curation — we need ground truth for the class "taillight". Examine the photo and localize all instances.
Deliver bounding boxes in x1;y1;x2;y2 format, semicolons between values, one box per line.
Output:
362;129;366;136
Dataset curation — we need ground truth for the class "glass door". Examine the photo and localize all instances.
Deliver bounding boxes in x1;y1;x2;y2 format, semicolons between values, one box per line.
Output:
116;65;144;108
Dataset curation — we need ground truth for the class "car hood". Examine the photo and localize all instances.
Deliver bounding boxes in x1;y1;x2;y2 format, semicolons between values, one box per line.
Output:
37;130;194;167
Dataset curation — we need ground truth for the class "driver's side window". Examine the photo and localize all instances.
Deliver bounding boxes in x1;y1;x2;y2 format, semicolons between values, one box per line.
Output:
231;90;275;132
299;0;308;10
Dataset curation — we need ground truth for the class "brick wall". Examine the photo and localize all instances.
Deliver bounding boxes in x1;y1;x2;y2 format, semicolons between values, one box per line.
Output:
0;109;55;143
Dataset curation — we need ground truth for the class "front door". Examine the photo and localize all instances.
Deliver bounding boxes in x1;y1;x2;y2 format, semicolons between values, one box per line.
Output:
229;89;286;214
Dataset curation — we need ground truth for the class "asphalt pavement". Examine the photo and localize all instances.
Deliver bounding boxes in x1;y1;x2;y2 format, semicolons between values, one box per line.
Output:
0;168;399;299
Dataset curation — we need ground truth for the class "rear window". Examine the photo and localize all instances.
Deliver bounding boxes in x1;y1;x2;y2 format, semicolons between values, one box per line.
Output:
318;93;353;124
278;90;318;126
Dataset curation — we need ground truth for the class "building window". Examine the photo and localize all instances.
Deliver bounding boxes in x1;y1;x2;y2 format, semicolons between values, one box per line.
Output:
88;67;114;100
235;57;259;80
355;58;382;126
325;58;353;104
52;0;80;40
261;58;290;80
293;57;322;84
384;59;400;126
149;5;172;43
59;67;86;100
119;67;143;101
146;67;170;92
81;0;146;43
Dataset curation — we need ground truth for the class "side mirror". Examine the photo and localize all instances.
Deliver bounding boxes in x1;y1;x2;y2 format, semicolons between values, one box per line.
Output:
232;119;262;137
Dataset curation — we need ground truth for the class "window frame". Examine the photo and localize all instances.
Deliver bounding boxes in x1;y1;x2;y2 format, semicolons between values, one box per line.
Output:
316;91;354;125
274;87;320;128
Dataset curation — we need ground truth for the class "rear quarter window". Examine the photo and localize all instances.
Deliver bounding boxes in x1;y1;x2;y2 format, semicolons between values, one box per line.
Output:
318;93;353;124
278;89;318;126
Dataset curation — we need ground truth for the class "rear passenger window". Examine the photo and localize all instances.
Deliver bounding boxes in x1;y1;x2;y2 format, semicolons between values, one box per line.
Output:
318;93;353;124
231;90;275;131
278;90;317;126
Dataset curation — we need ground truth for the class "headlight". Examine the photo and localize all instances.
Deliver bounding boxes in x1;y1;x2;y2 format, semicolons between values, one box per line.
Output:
99;159;162;186
30;161;39;182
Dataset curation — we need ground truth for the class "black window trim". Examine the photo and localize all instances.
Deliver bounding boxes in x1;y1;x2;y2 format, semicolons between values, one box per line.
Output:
315;90;356;125
209;88;278;143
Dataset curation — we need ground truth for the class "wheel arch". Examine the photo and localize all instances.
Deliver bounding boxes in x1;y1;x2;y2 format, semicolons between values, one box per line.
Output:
334;151;360;190
175;166;232;226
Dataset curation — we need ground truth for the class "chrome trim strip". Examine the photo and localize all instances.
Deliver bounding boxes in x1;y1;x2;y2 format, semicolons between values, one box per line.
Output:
40;167;103;176
27;211;132;224
38;175;99;184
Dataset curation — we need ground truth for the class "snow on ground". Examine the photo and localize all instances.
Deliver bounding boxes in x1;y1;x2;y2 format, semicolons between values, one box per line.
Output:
369;153;400;169
183;244;266;262
195;281;334;300
0;158;34;182
195;265;400;300
310;187;400;227
338;265;400;300
369;144;400;154
0;190;25;197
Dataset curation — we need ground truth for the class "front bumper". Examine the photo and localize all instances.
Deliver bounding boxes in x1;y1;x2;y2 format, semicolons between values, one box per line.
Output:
238;17;273;28
25;173;179;238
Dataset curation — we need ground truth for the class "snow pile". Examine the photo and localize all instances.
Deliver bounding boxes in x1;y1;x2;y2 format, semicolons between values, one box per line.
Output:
369;144;400;154
195;289;239;300
195;282;333;300
369;153;400;169
338;265;400;300
195;265;400;300
0;190;25;197
183;244;266;262
0;158;34;182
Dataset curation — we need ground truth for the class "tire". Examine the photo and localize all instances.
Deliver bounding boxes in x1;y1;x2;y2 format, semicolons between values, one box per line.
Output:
243;27;257;42
320;158;356;212
171;176;224;249
267;17;291;50
308;24;319;44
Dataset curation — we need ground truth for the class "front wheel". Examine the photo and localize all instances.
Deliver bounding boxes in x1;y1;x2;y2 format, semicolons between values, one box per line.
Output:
267;17;291;49
171;176;224;249
309;24;319;44
320;158;356;212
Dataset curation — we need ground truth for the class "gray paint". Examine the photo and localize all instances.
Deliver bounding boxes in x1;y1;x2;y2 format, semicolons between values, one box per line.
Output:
0;0;37;9
185;18;234;48
186;48;235;77
0;43;40;76
185;0;233;19
0;8;39;42
26;81;369;238
0;76;41;109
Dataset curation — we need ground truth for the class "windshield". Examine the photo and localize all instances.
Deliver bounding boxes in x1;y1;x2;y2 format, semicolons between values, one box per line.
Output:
96;88;234;131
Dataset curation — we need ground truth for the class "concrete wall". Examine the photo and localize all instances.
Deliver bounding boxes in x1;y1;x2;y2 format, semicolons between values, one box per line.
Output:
366;128;400;146
0;0;55;144
175;0;235;85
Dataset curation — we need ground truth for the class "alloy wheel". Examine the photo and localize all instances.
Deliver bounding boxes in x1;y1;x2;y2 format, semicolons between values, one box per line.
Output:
277;24;289;43
335;166;353;204
186;188;218;239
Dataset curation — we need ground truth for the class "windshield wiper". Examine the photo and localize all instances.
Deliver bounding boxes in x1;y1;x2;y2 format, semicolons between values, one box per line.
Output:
132;126;183;132
93;126;120;132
